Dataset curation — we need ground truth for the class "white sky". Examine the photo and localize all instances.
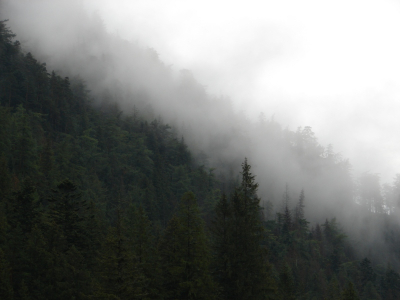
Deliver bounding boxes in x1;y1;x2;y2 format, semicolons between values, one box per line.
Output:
84;0;400;183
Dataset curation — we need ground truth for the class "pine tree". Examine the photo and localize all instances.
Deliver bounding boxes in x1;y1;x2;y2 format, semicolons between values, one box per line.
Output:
294;189;305;221
48;179;89;252
327;275;341;300
278;264;296;300
341;282;360;300
125;204;162;299
39;137;54;180
359;258;375;286
362;281;381;300
7;179;40;295
96;209;136;299
294;189;308;238
12;105;39;178
282;204;292;239
212;193;232;298
0;247;13;300
24;225;53;299
10;179;39;235
213;158;276;300
0;155;12;200
159;191;215;300
381;266;400;300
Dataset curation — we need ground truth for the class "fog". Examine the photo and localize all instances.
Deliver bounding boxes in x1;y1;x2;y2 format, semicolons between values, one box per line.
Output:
3;0;400;182
2;0;400;267
82;0;400;184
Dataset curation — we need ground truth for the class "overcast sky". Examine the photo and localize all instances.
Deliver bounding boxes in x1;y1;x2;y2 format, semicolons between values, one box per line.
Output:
6;0;400;183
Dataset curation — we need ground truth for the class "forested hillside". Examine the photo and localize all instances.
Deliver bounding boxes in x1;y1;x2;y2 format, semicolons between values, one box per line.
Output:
1;18;400;300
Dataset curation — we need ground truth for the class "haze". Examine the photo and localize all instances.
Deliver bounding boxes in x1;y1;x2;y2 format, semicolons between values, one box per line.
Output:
81;0;400;184
3;0;400;268
2;0;399;188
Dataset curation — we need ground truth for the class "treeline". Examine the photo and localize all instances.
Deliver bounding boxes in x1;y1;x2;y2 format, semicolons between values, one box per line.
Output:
1;20;400;299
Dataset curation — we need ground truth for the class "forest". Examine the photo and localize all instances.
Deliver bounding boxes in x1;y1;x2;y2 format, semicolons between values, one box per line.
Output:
1;8;400;300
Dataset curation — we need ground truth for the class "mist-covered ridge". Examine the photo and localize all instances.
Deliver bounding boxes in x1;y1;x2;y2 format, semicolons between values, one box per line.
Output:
2;6;400;297
2;0;400;265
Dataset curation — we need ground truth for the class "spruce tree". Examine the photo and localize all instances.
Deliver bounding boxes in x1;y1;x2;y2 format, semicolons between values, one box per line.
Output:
213;158;276;300
96;209;136;299
278;264;296;300
359;258;375;286
0;247;13;300
212;193;232;298
381;266;400;300
159;191;215;300
341;282;360;300
48;179;89;252
125;204;162;299
327;275;341;300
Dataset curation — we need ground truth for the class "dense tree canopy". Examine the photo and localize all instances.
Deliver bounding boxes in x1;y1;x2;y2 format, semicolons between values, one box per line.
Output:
1;19;400;300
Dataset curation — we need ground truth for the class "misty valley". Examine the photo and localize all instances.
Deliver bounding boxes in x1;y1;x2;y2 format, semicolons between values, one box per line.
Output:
1;3;400;300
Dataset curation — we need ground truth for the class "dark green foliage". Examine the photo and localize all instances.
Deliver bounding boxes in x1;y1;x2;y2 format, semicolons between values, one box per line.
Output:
327;275;341;300
1;19;400;300
278;264;296;300
159;192;216;300
0;21;223;299
360;258;376;286
0;247;13;300
124;204;162;299
9;179;39;234
96;210;137;299
12;105;40;177
48;179;89;251
362;281;381;300
380;266;400;300
212;159;276;300
342;282;360;300
212;193;232;296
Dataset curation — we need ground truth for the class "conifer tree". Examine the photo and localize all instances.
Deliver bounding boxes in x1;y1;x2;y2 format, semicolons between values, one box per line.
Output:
7;179;41;295
282;204;292;238
48;179;89;252
12;105;38;177
362;281;381;300
341;282;360;300
10;179;39;235
159;191;215;300
125;204;162;299
39;137;54;180
96;208;136;299
213;158;276;300
278;264;296;300
295;189;305;221
24;224;53;299
212;193;232;298
381;266;400;300
327;275;341;300
294;189;308;237
359;258;375;286
0;247;13;300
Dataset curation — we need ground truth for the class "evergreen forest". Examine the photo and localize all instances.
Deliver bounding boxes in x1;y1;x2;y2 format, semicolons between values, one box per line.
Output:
1;15;400;300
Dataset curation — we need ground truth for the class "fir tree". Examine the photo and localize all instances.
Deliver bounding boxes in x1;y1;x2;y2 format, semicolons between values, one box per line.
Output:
96;209;136;299
159;191;215;300
341;282;360;300
0;247;13;300
212;193;232;298
48;179;89;252
213;158;276;300
125;204;162;299
359;258;376;286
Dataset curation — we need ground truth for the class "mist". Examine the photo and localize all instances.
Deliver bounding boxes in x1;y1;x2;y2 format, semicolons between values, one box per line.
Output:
82;0;400;184
2;0;400;269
